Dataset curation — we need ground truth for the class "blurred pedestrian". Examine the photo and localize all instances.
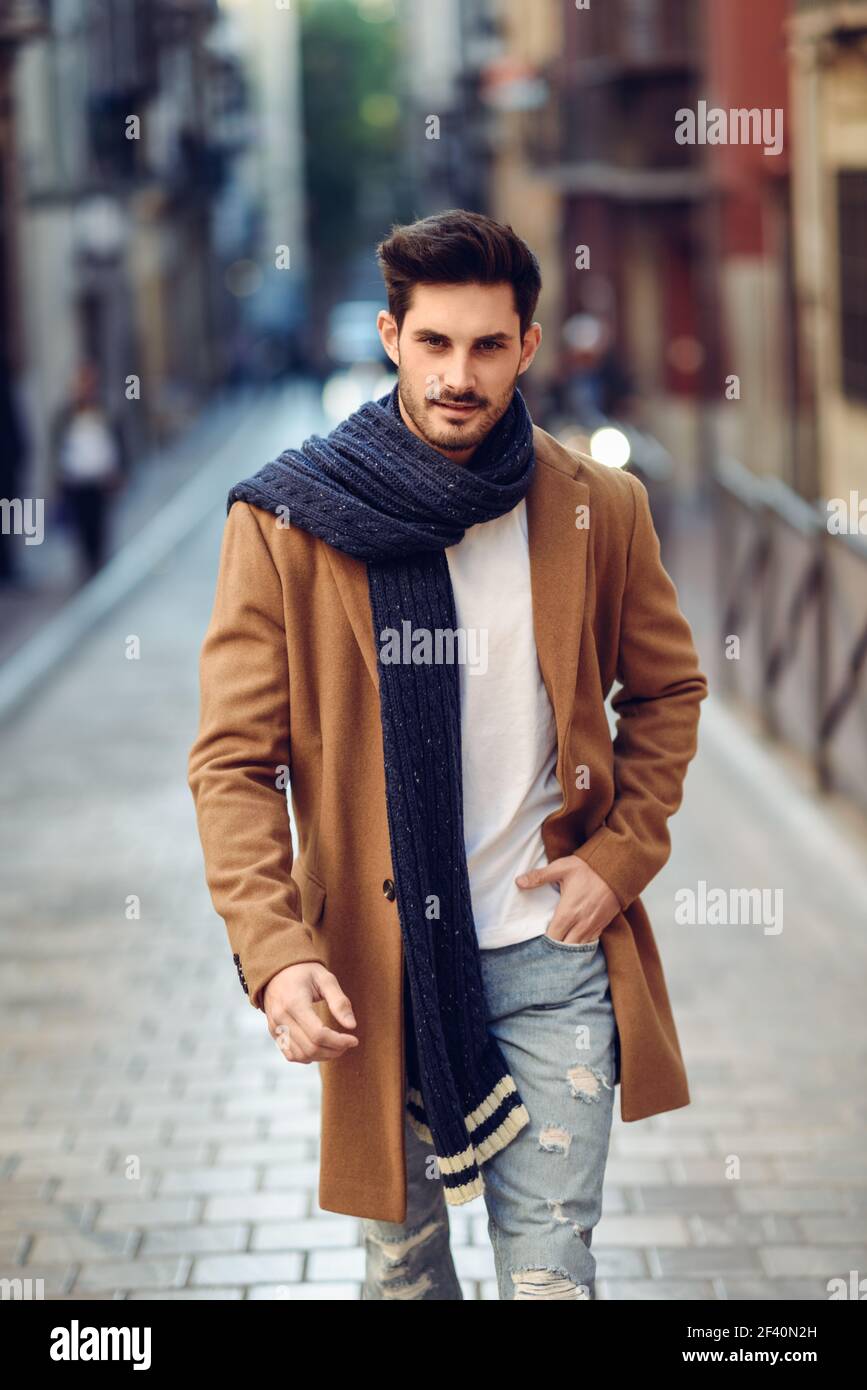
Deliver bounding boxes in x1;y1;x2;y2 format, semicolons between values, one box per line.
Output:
549;312;635;428
49;362;128;580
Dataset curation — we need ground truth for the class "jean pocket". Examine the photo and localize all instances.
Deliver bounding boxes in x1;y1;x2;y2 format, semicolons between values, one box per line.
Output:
538;931;600;954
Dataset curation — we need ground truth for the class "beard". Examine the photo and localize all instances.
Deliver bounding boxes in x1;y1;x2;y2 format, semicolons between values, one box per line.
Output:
395;363;520;455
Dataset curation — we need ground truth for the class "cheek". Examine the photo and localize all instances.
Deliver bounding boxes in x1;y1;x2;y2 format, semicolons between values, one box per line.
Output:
485;361;518;396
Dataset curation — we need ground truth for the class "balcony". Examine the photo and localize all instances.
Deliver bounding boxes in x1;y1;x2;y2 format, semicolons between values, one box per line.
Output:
523;61;706;199
564;0;703;70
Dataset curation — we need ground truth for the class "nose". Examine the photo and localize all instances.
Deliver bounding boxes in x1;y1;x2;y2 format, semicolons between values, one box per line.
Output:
440;351;477;399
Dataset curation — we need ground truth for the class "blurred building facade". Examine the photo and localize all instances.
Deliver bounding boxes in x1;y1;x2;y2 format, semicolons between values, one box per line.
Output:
1;0;308;504
398;0;864;512
790;0;867;505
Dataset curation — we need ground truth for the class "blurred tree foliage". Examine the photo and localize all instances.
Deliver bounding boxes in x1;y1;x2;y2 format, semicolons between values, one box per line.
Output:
299;0;406;275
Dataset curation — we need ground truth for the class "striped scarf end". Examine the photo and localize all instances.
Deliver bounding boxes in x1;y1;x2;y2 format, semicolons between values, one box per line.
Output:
442;1171;485;1206
473;1100;531;1166
406;1085;531;1194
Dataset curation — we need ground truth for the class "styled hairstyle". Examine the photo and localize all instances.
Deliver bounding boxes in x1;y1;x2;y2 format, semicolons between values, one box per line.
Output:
376;209;542;339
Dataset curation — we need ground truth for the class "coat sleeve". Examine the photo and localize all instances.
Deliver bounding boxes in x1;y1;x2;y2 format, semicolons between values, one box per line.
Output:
188;500;326;1010
572;471;708;911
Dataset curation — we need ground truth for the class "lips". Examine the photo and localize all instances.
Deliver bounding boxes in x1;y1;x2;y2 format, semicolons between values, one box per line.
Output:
435;400;479;412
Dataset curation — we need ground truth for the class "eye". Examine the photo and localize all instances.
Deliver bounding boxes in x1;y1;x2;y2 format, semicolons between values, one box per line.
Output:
422;335;446;348
478;340;505;351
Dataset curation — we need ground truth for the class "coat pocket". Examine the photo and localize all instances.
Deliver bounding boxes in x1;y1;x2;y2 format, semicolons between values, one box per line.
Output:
293;859;327;928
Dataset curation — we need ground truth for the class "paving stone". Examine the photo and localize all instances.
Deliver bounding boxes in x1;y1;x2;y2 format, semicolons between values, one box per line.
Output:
597;1278;719;1300
0;1130;69;1153
126;1287;244;1300
797;1214;867;1243
650;1246;763;1277
250;1218;358;1250
602;1159;671;1185
27;1230;137;1264
140;1224;249;1256
759;1245;867;1279
718;1278;835;1300
247;1281;359;1300
593;1246;648;1278
95;1198;201;1230
214;1141;311;1165
203;1192;307;1223
690;1213;800;1245
670;1159;778;1184
74;1258;191;1293
595;1214;692;1247
156;1166;258;1197
189;1252;303;1286
613;1133;712;1157
259;1164;326;1190
630;1185;738;1215
55;1175;160;1200
0;1202;88;1233
306;1247;366;1281
734;1186;858;1215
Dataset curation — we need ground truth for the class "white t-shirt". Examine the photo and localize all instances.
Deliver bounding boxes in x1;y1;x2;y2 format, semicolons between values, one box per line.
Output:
445;495;565;949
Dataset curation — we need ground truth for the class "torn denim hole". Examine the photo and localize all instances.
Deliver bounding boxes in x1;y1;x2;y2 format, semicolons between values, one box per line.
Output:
379;1271;435;1299
539;1123;572;1155
566;1062;612;1103
510;1266;591;1300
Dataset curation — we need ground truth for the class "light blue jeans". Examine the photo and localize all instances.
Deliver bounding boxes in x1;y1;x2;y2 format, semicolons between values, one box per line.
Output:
361;930;619;1300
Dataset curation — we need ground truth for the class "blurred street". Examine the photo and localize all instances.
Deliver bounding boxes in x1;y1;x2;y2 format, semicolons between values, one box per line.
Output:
1;0;866;1314
1;384;866;1299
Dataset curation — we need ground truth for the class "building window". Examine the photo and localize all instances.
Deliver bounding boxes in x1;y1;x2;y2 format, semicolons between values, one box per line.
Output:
838;169;867;404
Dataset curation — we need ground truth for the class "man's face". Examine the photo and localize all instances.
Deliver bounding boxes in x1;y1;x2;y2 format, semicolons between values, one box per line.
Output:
377;282;541;463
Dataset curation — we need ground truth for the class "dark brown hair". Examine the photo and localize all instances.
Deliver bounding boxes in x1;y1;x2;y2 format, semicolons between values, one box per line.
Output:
376;209;542;339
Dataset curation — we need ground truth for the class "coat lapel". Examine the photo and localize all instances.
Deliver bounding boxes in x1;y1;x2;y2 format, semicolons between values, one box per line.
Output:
323;424;591;764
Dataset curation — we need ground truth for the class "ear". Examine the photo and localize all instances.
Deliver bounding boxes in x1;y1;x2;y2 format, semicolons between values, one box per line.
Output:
517;322;542;376
377;309;400;367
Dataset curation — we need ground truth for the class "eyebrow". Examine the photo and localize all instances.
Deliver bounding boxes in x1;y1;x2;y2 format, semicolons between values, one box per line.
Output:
410;328;515;343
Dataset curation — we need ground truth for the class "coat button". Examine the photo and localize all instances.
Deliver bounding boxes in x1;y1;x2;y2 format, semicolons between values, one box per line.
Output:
382;878;395;900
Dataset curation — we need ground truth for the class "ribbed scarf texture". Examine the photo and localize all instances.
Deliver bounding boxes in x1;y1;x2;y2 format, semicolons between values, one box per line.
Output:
226;382;535;1203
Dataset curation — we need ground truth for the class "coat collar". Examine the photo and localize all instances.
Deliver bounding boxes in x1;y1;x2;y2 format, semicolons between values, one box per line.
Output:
323;423;591;765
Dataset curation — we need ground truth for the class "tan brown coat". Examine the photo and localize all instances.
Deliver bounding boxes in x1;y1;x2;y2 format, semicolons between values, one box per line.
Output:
188;424;708;1221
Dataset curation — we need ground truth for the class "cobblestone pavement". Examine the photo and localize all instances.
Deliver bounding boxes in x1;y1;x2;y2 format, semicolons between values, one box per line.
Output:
1;400;866;1300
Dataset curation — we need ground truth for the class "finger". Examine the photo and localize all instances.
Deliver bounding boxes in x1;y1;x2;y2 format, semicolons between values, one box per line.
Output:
276;1020;346;1063
515;863;562;888
545;907;578;940
274;1023;341;1063
314;969;357;1028
268;995;357;1052
290;1000;359;1054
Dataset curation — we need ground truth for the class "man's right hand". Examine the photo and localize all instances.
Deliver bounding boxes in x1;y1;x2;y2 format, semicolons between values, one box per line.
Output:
263;963;359;1063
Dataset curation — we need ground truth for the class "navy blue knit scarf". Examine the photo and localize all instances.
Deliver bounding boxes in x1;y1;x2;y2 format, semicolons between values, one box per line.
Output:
226;382;534;1204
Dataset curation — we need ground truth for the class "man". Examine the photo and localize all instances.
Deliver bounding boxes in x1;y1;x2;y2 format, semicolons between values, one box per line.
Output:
188;209;708;1300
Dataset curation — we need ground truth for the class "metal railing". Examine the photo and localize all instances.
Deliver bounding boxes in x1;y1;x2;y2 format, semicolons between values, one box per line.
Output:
714;455;867;809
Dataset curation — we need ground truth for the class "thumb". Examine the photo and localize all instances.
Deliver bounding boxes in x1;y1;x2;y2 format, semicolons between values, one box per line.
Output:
515;863;562;889
317;970;357;1028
